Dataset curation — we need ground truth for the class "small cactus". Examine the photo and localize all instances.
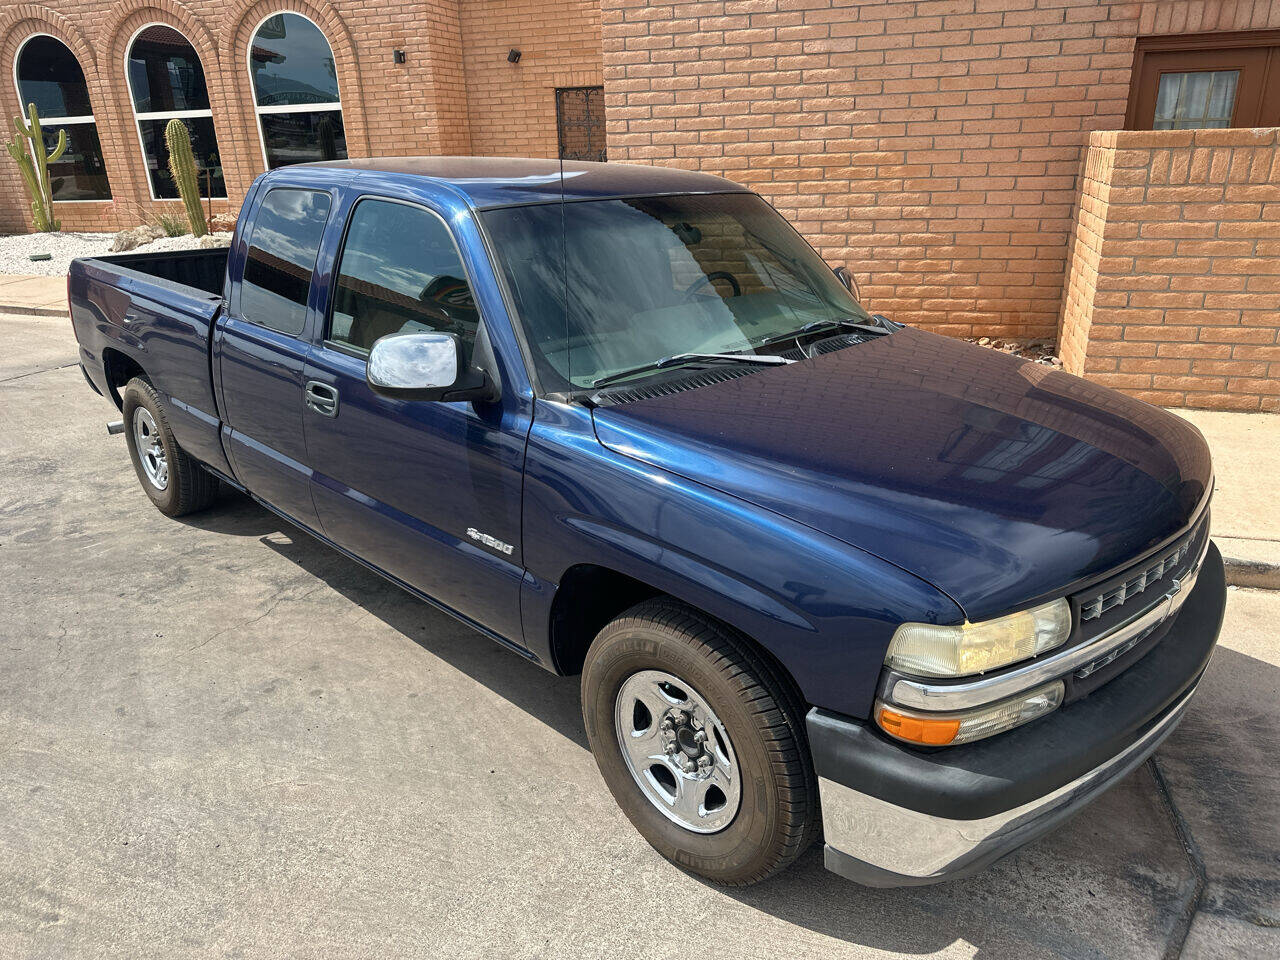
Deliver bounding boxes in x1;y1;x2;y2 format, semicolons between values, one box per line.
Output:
317;115;337;161
164;118;207;237
4;103;67;232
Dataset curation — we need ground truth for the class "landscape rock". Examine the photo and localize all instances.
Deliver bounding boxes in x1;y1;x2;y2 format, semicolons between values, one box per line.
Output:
109;223;164;252
966;336;1059;366
196;232;232;249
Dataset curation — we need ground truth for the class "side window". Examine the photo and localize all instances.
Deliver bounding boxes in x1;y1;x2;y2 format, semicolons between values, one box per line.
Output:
239;188;332;335
328;198;479;355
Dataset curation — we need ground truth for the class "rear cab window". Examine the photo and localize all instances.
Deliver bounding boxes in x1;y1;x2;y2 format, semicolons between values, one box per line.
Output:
238;187;332;335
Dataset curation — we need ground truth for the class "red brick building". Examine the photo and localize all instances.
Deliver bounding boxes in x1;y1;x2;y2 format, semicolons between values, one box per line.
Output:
2;1;1278;409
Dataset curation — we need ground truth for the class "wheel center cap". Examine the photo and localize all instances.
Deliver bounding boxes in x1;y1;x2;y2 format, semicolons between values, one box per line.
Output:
675;725;701;758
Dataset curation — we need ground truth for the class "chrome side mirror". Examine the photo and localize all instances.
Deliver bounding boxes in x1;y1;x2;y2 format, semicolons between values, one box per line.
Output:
832;265;861;302
367;332;498;402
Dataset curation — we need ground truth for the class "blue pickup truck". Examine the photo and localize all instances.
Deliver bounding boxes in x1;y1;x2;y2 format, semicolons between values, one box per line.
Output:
70;158;1225;887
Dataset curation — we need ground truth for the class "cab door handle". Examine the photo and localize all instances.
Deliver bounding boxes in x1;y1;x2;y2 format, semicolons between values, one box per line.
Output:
305;380;339;418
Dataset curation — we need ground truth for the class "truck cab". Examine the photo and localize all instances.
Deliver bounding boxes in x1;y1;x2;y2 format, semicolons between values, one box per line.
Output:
69;158;1225;887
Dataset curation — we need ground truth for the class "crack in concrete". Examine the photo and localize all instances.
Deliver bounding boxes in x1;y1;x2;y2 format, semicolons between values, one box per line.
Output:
0;362;78;384
1149;756;1207;960
176;581;329;660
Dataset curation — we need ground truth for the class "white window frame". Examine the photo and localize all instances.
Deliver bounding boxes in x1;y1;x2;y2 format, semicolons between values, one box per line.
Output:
246;11;344;170
124;22;224;201
12;32;109;203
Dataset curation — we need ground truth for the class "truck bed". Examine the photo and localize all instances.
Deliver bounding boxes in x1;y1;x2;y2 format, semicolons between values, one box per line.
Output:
69;245;233;480
83;246;228;298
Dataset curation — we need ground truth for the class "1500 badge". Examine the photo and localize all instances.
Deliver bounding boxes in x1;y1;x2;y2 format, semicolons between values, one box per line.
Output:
467;528;514;555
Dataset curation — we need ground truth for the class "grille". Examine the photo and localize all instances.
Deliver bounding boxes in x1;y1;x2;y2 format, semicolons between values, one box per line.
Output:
1079;527;1199;622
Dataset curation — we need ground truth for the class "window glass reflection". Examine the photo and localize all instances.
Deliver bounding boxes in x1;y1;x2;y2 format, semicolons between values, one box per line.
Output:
126;24;211;112
125;25;225;199
329;199;477;355
249;13;347;169
42;124;111;200
137;116;225;199
258;111;346;168
249;14;341;106
240;189;332;335
16;35;92;116
14;35;111;200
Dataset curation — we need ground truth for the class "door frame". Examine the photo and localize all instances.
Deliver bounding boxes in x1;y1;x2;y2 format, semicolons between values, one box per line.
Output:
1124;29;1280;129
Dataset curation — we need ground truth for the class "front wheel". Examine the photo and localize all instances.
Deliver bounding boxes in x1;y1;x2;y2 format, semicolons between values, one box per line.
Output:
581;598;818;885
122;377;218;517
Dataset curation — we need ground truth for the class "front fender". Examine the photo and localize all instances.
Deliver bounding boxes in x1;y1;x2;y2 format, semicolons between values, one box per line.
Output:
520;401;961;719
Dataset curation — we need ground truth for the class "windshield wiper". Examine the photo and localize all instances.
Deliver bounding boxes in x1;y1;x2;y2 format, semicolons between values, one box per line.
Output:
756;316;891;351
592;352;791;388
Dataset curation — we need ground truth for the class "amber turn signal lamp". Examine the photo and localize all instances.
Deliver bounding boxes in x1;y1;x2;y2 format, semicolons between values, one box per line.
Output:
875;706;960;746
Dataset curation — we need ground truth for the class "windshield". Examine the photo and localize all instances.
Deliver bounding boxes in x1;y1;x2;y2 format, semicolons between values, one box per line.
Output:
482;192;876;393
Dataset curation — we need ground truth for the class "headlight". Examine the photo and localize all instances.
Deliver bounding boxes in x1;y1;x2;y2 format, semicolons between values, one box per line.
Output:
884;599;1071;678
875;681;1065;746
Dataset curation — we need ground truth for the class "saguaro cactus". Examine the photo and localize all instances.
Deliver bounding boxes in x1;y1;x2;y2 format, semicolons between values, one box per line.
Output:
4;103;67;232
165;118;207;237
317;115;337;161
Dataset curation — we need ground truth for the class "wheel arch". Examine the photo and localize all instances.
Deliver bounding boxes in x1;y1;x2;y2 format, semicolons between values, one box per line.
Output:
100;346;148;409
547;562;810;712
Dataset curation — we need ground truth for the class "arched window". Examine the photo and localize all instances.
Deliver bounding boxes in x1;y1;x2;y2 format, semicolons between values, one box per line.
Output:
248;13;347;168
125;24;226;199
13;34;111;200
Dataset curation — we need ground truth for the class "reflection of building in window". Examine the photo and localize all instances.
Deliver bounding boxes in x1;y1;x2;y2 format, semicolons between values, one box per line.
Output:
248;13;347;168
329;200;478;353
239;188;332;335
125;24;225;199
13;34;111;200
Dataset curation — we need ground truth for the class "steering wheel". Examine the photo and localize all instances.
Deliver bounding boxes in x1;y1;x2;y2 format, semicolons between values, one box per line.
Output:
683;271;741;300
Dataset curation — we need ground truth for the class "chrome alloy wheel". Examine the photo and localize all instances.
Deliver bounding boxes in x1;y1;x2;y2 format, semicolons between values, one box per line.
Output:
613;669;741;834
133;407;168;491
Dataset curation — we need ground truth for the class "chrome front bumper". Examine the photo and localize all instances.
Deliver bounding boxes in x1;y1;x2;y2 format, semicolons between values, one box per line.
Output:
810;541;1226;888
818;681;1198;886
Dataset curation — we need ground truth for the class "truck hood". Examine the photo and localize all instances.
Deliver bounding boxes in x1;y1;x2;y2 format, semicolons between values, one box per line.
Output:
591;327;1212;621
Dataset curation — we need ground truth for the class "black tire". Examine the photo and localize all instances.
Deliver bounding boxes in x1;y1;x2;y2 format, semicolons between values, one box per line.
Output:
121;377;218;517
581;598;818;885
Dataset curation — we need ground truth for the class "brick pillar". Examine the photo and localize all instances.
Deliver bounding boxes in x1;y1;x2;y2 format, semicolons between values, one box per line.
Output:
1058;128;1280;412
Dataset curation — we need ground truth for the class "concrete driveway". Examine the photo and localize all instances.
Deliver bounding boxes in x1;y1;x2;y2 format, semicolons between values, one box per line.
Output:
1;312;1277;959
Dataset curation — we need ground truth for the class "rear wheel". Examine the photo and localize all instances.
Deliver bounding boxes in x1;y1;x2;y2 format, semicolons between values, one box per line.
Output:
581;598;818;885
122;377;217;517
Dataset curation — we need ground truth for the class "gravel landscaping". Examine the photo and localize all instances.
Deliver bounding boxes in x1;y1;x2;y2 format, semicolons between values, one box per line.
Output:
965;335;1061;366
0;230;230;276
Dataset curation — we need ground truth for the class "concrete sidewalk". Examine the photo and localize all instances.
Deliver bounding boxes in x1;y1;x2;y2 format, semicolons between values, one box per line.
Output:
0;274;65;316
1178;410;1280;589
1;276;1275;587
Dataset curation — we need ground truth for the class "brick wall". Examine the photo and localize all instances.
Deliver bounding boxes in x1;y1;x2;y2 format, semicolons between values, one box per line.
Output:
1058;127;1280;412
600;0;1280;340
460;0;603;159
0;0;599;233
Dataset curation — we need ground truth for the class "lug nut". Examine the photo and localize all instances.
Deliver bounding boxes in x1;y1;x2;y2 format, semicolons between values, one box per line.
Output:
693;730;707;744
698;755;712;768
